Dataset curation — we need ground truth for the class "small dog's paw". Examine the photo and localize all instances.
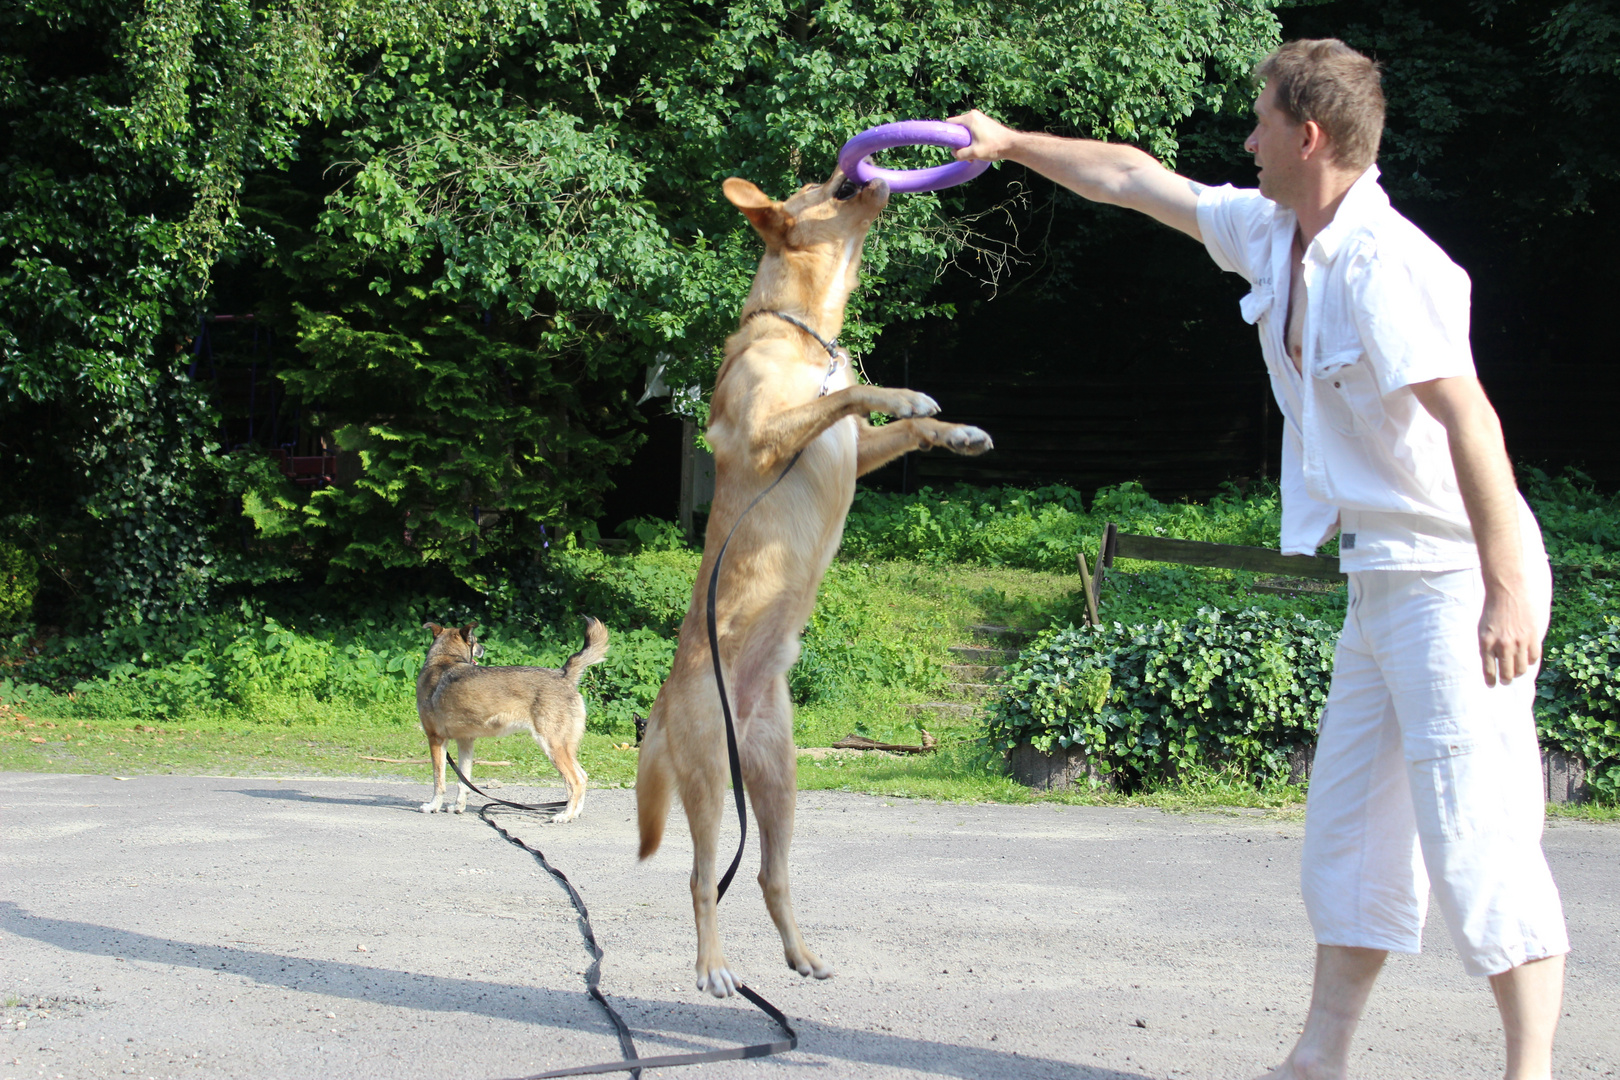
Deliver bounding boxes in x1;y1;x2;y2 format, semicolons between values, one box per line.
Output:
882;390;939;420
452;801;466;814
420;801;440;814
696;965;740;998
942;424;993;455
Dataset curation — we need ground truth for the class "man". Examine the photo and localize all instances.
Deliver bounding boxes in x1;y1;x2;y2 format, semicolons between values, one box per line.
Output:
949;38;1567;1080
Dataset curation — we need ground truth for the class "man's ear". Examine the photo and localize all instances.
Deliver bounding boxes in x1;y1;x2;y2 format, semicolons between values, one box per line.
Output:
723;177;794;239
422;622;445;638
1300;119;1328;162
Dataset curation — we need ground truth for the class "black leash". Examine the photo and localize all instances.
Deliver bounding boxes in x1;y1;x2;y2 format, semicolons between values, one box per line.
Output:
447;702;800;1075
447;325;836;1077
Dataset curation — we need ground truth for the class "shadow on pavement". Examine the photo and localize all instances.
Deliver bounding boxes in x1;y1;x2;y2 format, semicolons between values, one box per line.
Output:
0;902;1148;1080
226;786;428;812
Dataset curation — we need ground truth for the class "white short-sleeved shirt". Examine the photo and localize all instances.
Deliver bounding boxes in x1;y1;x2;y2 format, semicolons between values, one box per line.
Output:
1196;166;1502;572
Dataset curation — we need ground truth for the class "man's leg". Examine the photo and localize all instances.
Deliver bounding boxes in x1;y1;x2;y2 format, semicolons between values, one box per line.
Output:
1375;560;1568;1078
1260;945;1387;1080
1261;574;1427;1080
1491;954;1565;1080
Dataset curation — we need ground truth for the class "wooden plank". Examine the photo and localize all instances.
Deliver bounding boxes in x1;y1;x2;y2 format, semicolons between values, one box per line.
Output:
1112;532;1344;581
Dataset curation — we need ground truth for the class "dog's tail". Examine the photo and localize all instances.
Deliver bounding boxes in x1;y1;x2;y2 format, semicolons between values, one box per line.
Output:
560;616;610;686
636;714;673;861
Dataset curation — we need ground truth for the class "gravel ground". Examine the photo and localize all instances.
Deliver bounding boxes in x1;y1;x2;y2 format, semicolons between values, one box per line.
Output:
1;772;1615;1080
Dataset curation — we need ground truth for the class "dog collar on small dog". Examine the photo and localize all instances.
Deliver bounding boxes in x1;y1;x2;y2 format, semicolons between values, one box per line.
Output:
747;309;845;397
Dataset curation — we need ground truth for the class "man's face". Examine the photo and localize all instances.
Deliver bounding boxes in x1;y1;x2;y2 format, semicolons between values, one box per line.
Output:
1244;83;1307;206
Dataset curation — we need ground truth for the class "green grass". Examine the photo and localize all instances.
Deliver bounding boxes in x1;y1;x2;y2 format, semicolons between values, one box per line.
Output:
2;552;1612;821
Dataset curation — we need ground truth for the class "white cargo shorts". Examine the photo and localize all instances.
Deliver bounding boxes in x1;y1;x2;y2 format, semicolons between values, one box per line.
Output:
1300;541;1568;977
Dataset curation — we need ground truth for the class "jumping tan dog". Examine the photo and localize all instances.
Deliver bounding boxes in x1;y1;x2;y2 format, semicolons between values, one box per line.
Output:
417;618;608;821
635;170;992;996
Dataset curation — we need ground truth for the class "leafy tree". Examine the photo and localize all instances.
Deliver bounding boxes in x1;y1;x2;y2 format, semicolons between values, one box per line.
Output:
233;0;1282;581
4;0;1280;620
0;0;528;622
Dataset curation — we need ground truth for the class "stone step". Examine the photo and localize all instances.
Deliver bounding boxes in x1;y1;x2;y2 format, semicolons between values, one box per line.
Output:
944;663;1005;682
946;682;1001;701
948;644;1017;664
903;701;978;721
968;623;1035;644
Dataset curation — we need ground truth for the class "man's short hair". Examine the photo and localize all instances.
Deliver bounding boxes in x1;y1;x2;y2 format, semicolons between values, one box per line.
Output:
1256;39;1385;172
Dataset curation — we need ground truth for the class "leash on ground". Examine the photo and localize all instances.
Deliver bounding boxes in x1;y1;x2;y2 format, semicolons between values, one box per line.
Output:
445;752;797;1078
448;343;834;1076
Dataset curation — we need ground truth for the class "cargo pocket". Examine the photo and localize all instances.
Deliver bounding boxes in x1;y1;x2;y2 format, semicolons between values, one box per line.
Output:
1407;732;1477;843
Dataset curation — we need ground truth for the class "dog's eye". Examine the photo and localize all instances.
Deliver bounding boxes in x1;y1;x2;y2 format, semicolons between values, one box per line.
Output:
834;179;862;201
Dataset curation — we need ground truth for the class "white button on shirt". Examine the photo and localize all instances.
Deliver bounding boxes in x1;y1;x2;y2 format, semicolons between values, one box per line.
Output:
1197;166;1496;571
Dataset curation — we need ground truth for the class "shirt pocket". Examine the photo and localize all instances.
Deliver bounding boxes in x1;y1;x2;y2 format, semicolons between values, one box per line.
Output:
1313;340;1384;436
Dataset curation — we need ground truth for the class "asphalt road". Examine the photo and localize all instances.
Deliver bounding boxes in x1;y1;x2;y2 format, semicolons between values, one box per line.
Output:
1;773;1616;1080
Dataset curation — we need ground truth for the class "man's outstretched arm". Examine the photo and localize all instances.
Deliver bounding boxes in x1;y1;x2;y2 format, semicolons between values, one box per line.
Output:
948;110;1203;241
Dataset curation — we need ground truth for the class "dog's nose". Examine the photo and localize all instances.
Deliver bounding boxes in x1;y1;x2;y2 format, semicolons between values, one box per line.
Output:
867;177;890;208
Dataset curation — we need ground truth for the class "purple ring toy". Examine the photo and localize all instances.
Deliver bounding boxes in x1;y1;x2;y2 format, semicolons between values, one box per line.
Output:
836;120;990;194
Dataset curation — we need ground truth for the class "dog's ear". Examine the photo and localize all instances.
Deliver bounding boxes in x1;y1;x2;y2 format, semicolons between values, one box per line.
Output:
422;622;445;638
723;178;794;239
460;622;478;641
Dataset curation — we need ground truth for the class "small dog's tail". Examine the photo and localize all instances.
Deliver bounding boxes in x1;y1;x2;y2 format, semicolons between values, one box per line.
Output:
636;719;673;861
560;616;610;686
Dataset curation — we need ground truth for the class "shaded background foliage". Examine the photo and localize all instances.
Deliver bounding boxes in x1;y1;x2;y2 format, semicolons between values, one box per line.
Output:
858;0;1620;497
3;0;1281;626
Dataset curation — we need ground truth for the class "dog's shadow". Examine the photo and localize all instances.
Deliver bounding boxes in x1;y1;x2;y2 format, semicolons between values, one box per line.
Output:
0;901;1152;1080
226;787;425;813
227;786;572;818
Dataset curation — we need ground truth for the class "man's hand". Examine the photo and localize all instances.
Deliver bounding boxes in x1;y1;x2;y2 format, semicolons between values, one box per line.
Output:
948;110;1017;162
1410;376;1541;686
1477;586;1540;687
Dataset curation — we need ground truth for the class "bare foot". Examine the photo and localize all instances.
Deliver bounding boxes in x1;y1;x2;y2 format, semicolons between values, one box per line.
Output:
1253;1051;1341;1080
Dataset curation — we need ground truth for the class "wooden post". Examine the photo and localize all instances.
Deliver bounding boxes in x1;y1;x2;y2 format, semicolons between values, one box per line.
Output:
1076;550;1101;627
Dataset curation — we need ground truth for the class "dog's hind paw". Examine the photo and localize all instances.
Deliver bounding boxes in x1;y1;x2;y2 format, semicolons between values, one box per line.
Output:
786;947;833;980
696;966;740;998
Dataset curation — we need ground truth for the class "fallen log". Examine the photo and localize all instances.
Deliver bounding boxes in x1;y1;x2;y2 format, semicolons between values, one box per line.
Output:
830;731;938;755
360;756;512;766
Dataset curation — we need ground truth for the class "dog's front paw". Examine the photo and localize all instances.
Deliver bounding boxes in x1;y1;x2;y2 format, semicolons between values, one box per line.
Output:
878;389;939;420
420;800;442;814
785;944;833;980
940;424;993;456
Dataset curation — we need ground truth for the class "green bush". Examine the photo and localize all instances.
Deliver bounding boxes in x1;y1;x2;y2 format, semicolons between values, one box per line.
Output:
0;542;38;629
790;563;942;711
1536;619;1620;802
984;608;1336;789
1524;467;1620;574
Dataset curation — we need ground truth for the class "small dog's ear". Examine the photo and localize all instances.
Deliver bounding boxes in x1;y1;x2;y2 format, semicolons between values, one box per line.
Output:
723;177;793;238
460;622;478;640
422;622;444;638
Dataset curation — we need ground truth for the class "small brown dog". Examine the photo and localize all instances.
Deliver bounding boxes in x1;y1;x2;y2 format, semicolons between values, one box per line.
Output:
417;618;609;821
635;170;992;996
